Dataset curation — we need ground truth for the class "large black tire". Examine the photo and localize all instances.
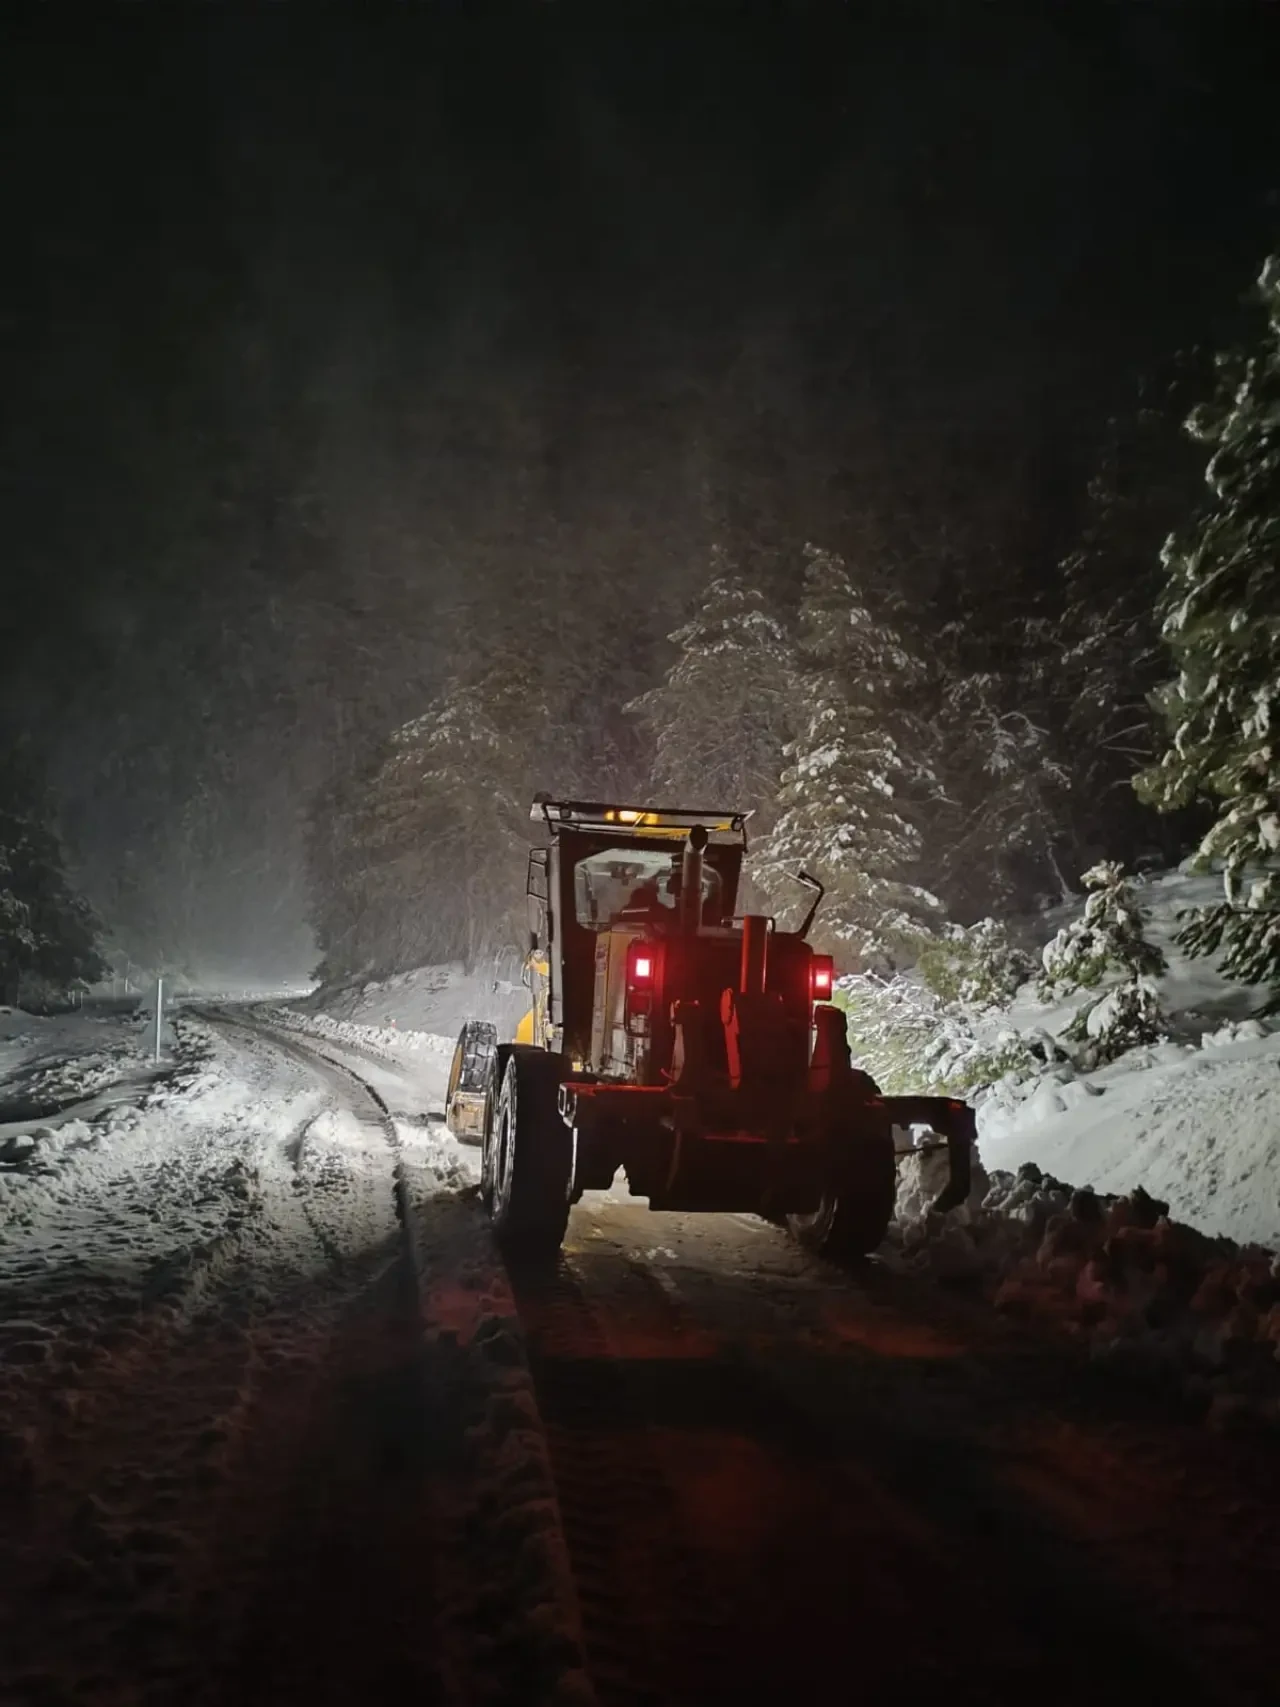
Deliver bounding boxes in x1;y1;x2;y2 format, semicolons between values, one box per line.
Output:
486;1046;573;1262
479;1045;512;1209
446;1020;498;1145
788;1123;897;1261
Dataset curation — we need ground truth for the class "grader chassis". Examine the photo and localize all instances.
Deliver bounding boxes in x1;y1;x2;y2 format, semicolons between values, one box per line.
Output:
447;798;973;1262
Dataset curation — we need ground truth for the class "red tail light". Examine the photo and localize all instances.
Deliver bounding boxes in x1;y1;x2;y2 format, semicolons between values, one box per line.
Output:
810;954;834;1002
625;940;658;1030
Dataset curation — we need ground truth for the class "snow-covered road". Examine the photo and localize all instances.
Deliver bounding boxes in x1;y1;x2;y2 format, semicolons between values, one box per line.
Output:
0;1008;586;1707
4;1004;1280;1707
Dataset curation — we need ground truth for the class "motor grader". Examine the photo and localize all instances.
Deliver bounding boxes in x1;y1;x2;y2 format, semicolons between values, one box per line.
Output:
446;797;974;1261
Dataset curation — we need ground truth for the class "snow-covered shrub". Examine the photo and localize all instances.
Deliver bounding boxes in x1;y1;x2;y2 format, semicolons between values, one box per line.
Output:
1037;862;1168;1062
1080;978;1165;1056
1039;861;1166;997
916;917;1033;1009
837;971;1034;1096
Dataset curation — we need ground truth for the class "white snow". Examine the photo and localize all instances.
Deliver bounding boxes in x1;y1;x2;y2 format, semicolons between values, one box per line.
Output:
978;1031;1280;1248
289;957;532;1042
973;868;1280;1250
0;1001;589;1700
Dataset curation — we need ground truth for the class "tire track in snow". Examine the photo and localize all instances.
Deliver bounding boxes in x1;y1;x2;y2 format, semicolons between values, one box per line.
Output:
0;1013;424;1706
209;1010;593;1707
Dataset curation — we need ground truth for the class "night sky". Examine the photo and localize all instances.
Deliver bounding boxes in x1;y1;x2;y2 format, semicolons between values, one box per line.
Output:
3;4;1278;977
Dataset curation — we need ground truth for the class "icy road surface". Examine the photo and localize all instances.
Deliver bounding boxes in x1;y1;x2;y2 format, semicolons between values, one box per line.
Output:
0;1010;504;1706
2;1005;1279;1706
523;1195;1280;1707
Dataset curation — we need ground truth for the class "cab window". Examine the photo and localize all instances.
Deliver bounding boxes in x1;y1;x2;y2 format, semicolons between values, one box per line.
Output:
573;847;723;932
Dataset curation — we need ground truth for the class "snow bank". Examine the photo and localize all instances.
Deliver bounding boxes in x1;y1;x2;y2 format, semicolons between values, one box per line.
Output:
967;868;1280;1250
888;1154;1280;1429
0;1006;159;1124
262;1002;454;1062
405;1190;592;1704
978;1031;1280;1248
295;959;531;1043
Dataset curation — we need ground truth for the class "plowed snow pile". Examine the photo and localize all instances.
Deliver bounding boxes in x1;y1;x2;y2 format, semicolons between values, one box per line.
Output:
969;870;1280;1250
879;869;1280;1423
979;1029;1280;1248
889;1143;1280;1428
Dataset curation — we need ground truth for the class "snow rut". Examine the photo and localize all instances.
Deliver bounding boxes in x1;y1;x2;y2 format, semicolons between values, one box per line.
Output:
514;1260;751;1707
0;1013;422;1704
207;1013;590;1707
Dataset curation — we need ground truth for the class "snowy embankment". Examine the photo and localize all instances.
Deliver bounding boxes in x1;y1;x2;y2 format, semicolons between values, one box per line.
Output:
0;1005;590;1704
294;958;530;1044
887;870;1280;1425
0;1003;164;1130
255;1001;475;1190
966;870;1280;1250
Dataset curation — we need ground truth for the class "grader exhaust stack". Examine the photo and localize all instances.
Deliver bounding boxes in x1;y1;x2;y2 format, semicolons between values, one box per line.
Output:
680;824;707;934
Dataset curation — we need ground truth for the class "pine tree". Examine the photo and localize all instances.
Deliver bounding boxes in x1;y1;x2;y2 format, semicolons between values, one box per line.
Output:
750;543;939;967
932;663;1072;915
1135;254;1280;999
312;671;537;980
917;916;1033;1010
1038;861;1167;1061
625;547;795;820
1042;368;1208;872
0;753;106;1004
1039;861;1166;997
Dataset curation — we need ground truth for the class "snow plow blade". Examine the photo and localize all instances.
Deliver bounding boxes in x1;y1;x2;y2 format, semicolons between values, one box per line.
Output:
883;1094;975;1214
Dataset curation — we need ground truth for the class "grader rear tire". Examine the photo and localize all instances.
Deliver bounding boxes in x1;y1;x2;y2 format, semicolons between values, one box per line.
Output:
487;1046;573;1263
788;1124;897;1261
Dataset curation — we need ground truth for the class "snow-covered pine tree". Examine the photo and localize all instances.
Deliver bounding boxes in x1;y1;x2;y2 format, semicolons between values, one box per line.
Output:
363;675;536;971
917;915;1033;1009
625;547;795;821
1135;254;1280;999
1050;374;1206;861
306;640;558;981
0;753;106;1005
1039;860;1167;1059
932;663;1073;915
750;543;939;967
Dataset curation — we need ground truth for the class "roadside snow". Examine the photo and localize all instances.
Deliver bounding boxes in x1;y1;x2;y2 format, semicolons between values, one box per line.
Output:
973;869;1280;1250
0;1016;398;1334
888;1149;1280;1429
0;1004;163;1130
294;958;530;1042
254;1005;468;1172
978;1032;1280;1248
0;1006;541;1704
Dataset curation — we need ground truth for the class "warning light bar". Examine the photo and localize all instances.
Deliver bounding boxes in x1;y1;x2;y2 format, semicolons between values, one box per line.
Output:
531;797;750;842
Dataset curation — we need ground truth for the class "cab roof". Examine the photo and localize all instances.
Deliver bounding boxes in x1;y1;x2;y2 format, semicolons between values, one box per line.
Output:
531;796;750;845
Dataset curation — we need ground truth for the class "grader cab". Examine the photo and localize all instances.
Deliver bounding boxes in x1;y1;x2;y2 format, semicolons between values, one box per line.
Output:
446;797;974;1261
